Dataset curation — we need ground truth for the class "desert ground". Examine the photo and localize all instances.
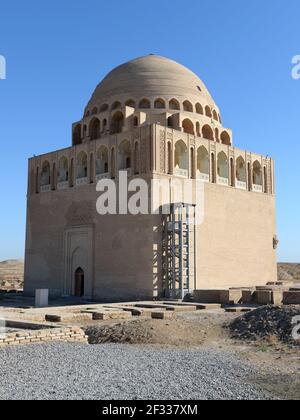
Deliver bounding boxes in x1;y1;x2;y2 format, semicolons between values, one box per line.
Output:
278;263;300;282
0;260;23;290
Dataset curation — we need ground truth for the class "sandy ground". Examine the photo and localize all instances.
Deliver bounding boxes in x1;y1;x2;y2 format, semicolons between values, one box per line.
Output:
0;260;23;289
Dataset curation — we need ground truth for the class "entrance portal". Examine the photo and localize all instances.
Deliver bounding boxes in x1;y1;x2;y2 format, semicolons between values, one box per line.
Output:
74;267;85;297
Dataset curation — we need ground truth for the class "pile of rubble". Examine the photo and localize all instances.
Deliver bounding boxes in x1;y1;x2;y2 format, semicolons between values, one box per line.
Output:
230;305;300;345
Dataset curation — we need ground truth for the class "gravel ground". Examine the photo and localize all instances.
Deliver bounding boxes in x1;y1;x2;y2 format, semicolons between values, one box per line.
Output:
0;343;273;400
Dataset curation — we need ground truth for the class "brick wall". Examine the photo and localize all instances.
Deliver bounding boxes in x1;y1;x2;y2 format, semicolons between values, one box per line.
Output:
0;327;88;348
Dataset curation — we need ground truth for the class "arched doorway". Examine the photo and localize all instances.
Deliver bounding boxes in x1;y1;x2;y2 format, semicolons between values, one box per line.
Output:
74;267;85;297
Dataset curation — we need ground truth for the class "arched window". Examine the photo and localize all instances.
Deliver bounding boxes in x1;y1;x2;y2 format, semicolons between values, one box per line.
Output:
212;110;218;121
236;156;246;182
154;98;166;109
253;161;263;186
133;116;139;127
96;146;109;175
83;125;87;138
215;128;219;142
221;131;231;145
217;152;229;180
111;148;116;179
167;142;172;174
197;146;209;176
134;142;140;174
58;157;69;183
202;124;214;140
195;103;203;115
89;153;94;183
211;153;216;183
182;119;195;135
41;161;51;186
169;98;180;110
197;146;209;181
91;107;98;115
73;124;82;146
102;119;107;132
167;116;173;128
174;140;188;173
139;98;151;109
118;140;131;171
205;106;212;118
100;104;109;113
196;122;201;137
190;148;195;178
263;166;268;193
51;162;56;190
85;110;90;117
125;99;136;108
110;111;124;134
247;162;252;191
230;158;235;187
76;151;88;180
69;158;74;187
183;100;193;113
111;101;121;110
89;118;101;140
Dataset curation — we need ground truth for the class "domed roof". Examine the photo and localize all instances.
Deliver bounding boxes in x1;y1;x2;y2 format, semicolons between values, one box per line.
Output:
85;55;219;112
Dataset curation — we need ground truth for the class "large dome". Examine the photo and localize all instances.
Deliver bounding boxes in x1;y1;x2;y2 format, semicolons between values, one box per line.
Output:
85;55;219;113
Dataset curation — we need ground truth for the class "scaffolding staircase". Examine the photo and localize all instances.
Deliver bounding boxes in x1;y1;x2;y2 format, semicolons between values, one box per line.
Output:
162;203;196;300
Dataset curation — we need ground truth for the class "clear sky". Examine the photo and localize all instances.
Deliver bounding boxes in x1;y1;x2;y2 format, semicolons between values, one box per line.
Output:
0;0;299;262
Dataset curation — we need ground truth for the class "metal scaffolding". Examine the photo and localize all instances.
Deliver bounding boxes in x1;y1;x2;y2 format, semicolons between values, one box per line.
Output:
162;203;196;300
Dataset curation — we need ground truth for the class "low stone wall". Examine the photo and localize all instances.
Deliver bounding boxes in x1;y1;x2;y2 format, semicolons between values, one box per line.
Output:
194;287;300;306
0;327;88;348
283;291;300;305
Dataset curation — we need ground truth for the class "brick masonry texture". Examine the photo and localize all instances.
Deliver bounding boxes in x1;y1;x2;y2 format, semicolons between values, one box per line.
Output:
0;327;88;348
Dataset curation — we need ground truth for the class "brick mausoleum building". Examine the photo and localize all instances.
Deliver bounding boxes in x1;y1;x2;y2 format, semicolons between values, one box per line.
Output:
24;55;277;301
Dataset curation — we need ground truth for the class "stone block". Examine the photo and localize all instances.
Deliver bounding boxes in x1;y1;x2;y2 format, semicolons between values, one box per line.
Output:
45;314;62;322
196;303;221;310
45;312;93;322
283;291;300;305
151;311;175;320
220;289;243;305
242;289;255;304
35;289;49;308
225;307;255;313
272;290;283;305
254;290;283;305
255;290;273;305
92;311;131;321
193;290;223;303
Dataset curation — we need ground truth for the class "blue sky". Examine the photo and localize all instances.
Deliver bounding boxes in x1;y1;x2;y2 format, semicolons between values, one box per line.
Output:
0;0;299;262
